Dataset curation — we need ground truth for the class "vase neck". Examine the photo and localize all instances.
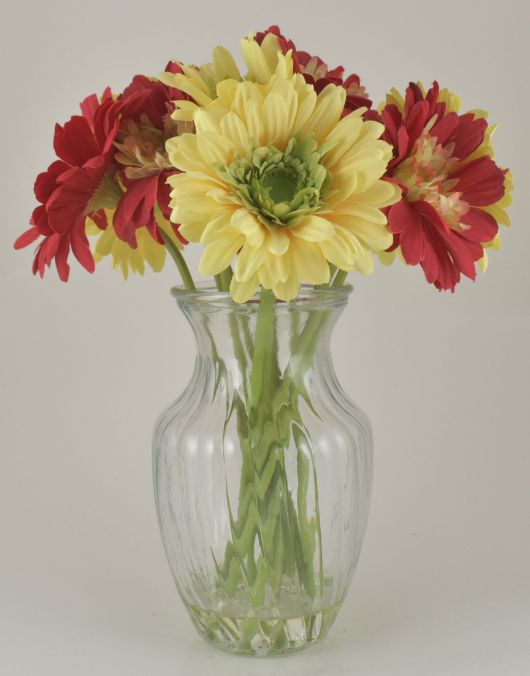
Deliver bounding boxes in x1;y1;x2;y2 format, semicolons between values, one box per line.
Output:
175;287;350;387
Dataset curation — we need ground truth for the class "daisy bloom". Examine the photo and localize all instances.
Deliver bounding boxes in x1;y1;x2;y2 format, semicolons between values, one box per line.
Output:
14;90;122;280
16;65;190;282
371;81;512;291
88;207;183;278
89;67;190;277
255;25;372;114
159;33;294;123
106;71;190;248
166;75;400;302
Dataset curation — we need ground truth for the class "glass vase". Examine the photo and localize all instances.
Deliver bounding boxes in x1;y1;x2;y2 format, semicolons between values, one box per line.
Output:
152;285;373;656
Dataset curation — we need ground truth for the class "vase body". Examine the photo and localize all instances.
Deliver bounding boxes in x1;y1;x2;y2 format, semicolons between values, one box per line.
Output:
153;286;372;656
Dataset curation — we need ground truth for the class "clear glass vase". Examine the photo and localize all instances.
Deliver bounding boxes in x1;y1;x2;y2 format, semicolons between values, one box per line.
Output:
153;285;373;656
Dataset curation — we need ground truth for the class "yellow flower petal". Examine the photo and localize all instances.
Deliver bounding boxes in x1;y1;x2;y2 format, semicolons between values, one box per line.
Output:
302;84;345;143
167;135;210;174
332;215;393;252
199;232;244;276
232;209;265;247
197;131;235;167
235;244;266;282
179;221;207;242
212;46;241;82
244;98;264;146
318;234;354;270
266;228;290;256
257;32;283;72
201;210;236;245
219;112;250;155
258;252;289;286
335;227;374;274
290;239;330;285
263;93;290;147
322;114;364;169
230;274;260;303
334;203;388;225
292;85;317;131
352;179;401;208
272;273;300;301
240;34;273;84
378;249;396;266
193;109;220;134
167;71;213;107
291;215;335;242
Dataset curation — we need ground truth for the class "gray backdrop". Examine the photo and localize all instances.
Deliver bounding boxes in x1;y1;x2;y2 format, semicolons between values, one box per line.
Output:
1;0;529;674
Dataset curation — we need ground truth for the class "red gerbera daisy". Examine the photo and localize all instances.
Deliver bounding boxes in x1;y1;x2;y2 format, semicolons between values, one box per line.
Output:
110;71;187;248
255;25;371;114
14;90;123;280
15;67;188;280
370;81;510;291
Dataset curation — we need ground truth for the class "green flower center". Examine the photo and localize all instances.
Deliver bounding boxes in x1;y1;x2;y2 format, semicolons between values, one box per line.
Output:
260;166;299;203
221;136;331;228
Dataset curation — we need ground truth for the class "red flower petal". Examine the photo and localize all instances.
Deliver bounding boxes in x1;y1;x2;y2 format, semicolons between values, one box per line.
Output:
53;116;100;167
80;93;101;126
46;158;110;234
34;160;69;203
430;112;459;146
92;98;122;153
450;156;505;206
452;114;487;159
404;100;430;149
33;233;60;278
90;209;108;231
425;81;440;113
381;106;400;147
80;87;113;127
30;205;53;234
459;207;499;242
70;225;95;273
14;227;40;250
54;234;71;282
113;175;159;246
391;201;425;265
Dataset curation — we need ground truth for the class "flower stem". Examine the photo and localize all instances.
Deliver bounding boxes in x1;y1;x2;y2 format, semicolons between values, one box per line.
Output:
214;266;234;292
331;269;348;288
249;288;276;412
157;227;196;291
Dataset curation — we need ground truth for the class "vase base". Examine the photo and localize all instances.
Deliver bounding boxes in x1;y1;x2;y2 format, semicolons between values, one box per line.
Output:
186;602;341;656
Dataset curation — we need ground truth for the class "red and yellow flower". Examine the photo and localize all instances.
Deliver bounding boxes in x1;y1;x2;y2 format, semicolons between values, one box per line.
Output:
109;71;189;247
15;66;188;280
14;31;513;295
371;81;512;290
255;25;371;114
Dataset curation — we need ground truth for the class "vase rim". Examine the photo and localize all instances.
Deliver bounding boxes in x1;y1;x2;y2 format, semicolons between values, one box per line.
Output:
171;282;352;310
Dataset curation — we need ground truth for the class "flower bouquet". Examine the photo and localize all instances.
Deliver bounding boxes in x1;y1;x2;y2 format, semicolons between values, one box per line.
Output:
15;25;512;656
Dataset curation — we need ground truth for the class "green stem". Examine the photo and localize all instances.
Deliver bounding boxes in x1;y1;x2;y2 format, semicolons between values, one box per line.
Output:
215;266;234;292
157;227;196;290
316;263;336;289
331;268;348;288
249;289;276;413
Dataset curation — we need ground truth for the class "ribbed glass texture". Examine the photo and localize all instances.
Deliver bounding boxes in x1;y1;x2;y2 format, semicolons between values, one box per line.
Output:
153;285;372;655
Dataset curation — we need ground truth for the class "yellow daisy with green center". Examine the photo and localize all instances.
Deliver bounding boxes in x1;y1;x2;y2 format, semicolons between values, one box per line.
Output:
166;74;400;302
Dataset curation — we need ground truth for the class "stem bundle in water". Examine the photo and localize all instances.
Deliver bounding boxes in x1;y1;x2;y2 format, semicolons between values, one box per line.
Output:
214;289;326;614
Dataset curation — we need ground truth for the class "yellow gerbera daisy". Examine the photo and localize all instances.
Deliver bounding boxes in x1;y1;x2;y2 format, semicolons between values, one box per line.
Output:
166;75;400;302
88;208;183;279
159;32;294;123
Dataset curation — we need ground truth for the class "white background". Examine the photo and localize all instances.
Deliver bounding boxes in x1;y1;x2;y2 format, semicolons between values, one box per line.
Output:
1;1;529;674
